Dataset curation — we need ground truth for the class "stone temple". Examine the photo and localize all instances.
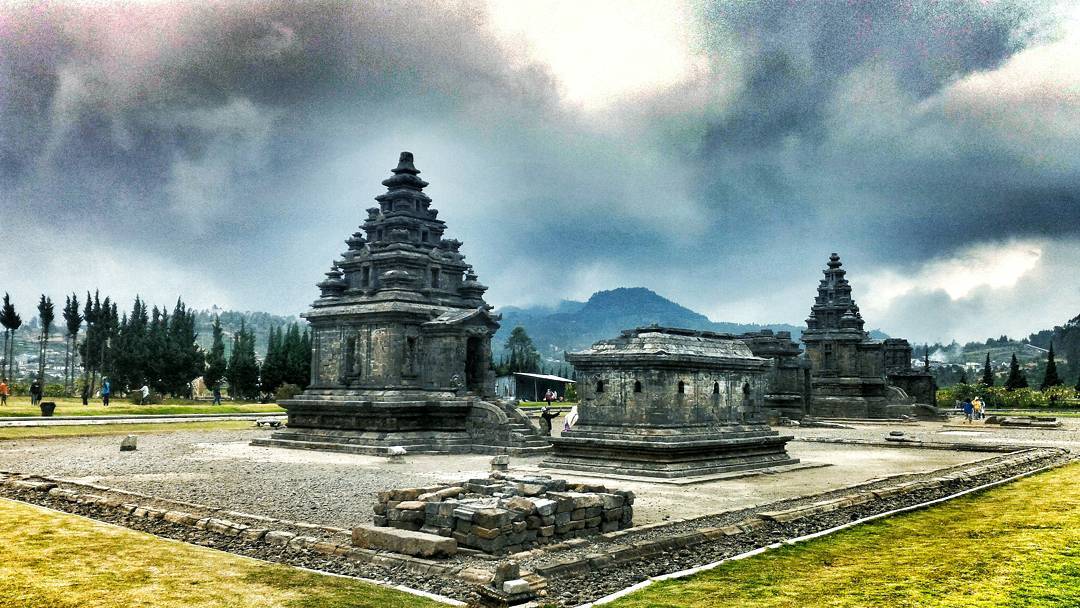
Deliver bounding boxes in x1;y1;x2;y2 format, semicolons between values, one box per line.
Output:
541;326;797;479
253;152;549;455
802;253;936;419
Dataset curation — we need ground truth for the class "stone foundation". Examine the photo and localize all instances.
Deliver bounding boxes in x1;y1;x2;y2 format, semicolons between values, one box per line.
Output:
371;474;634;554
542;428;798;478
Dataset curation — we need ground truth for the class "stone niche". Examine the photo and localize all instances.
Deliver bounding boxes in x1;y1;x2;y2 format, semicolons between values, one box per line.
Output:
541;326;798;479
253;152;549;455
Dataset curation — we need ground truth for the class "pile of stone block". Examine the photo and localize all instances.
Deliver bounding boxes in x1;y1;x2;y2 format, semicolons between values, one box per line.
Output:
372;474;634;554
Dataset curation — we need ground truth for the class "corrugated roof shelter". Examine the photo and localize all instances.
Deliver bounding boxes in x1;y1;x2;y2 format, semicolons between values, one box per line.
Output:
496;372;575;402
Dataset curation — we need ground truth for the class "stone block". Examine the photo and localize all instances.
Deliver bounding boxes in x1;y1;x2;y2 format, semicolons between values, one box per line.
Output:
585;506;602;519
372;502;387;515
532;498;557;517
120;435;137;452
512;521;527;534
264;530;296;546
602;508;623;522
555;512;571;526
243;528;269;541
502;579;532;595
473;526;500;540
373;515;388;526
539;525;555;537
474;508;510;529
602;520;620;533
396;500;426;511
503;497;536;515
585;516;602;529
351;524;457;558
600;493;626;509
571;508;586;520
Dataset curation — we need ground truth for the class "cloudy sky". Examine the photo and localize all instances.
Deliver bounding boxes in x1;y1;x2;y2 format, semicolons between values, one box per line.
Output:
2;0;1078;343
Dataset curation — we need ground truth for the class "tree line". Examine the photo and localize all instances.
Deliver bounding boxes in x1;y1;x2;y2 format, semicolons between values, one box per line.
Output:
0;291;310;400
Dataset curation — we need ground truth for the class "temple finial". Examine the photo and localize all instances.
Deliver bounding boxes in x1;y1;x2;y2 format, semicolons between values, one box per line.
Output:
827;252;842;269
392;151;419;175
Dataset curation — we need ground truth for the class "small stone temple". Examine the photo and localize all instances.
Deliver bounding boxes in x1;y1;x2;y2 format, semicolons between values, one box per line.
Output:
254;152;549;455
802;253;936;419
736;330;811;421
542;326;797;478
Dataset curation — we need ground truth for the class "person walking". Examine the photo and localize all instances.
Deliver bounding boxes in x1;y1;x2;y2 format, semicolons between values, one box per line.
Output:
80;384;89;405
544;388;554;407
139;383;150;405
961;398;974;423
29;379;43;407
0;379;8;406
212;385;222;406
101;378;111;407
972;396;985;421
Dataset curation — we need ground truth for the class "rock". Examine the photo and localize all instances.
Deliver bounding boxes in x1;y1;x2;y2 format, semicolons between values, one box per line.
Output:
120;436;137;452
351;524;457;558
387;446;407;464
888;430;905;437
491;455;510;472
264;530;296;546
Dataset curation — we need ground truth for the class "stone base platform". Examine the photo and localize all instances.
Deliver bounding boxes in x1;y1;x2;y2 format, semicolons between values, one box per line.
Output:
251;396;551;456
540;429;798;479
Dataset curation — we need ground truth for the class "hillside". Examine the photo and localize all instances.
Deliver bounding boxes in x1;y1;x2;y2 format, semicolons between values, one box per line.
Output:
493;287;803;360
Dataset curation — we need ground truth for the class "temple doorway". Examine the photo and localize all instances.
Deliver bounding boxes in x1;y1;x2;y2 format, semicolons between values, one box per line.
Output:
465;336;485;393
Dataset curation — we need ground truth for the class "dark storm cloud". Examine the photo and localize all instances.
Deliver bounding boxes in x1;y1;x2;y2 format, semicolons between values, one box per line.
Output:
0;0;1076;342
684;0;1079;264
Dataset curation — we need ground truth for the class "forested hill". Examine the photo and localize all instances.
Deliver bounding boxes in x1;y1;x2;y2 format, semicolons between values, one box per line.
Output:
493;287;803;361
191;308;303;356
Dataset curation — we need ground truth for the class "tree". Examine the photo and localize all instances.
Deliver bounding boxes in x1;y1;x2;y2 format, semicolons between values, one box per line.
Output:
281;323;310;388
0;294;21;381
1004;354;1028;391
204;316;227;391
62;294;83;392
504;326;541;374
36;295;54;382
1040;342;1064;390
165;298;203;396
260;326;289;393
226;319;259;399
958;369;968;384
980;352;994;387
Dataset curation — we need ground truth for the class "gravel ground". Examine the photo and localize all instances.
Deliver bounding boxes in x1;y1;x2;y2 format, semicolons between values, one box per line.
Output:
0;427;985;529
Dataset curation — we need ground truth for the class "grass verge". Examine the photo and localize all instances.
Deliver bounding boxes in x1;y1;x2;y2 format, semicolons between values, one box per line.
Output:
611;462;1080;608
0;420;257;441
0;497;442;607
0;396;283;417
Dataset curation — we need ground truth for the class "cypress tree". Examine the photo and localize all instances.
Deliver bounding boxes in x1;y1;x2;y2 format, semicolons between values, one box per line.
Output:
958;369;968;384
260;326;284;393
1040;342;1063;390
282;323;307;387
204;316;227;392
504;326;540;374
1;293;21;381
226;320;259;399
62;294;83;392
980;352;994;387
1004;354;1028;391
36;295;55;383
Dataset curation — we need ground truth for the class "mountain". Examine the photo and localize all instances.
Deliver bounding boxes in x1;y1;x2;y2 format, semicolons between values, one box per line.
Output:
493;287;803;360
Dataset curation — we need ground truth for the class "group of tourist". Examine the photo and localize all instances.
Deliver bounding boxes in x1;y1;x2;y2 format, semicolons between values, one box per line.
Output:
959;396;986;422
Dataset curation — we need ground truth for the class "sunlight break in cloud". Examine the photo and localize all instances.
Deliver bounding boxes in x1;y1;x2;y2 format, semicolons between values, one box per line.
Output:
485;0;706;110
862;241;1044;312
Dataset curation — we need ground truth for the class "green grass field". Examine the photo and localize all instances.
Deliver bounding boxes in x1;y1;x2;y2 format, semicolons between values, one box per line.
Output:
0;497;441;608
0;420;258;441
0;396;283;417
612;463;1080;608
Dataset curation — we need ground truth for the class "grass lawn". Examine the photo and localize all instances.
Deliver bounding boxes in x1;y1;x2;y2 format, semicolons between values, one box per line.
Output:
518;401;577;408
989;409;1080;418
0;396;283;417
0;497;443;608
611;463;1080;608
0;420;257;441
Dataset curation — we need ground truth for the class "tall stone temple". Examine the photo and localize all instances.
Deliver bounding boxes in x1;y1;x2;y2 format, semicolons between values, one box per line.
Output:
253;152;550;455
802;253;937;419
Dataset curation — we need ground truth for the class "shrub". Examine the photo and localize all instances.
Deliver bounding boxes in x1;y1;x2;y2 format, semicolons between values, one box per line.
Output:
274;383;302;402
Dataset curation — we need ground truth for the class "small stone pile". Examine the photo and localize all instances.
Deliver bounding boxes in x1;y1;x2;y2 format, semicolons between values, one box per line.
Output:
373;473;634;554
